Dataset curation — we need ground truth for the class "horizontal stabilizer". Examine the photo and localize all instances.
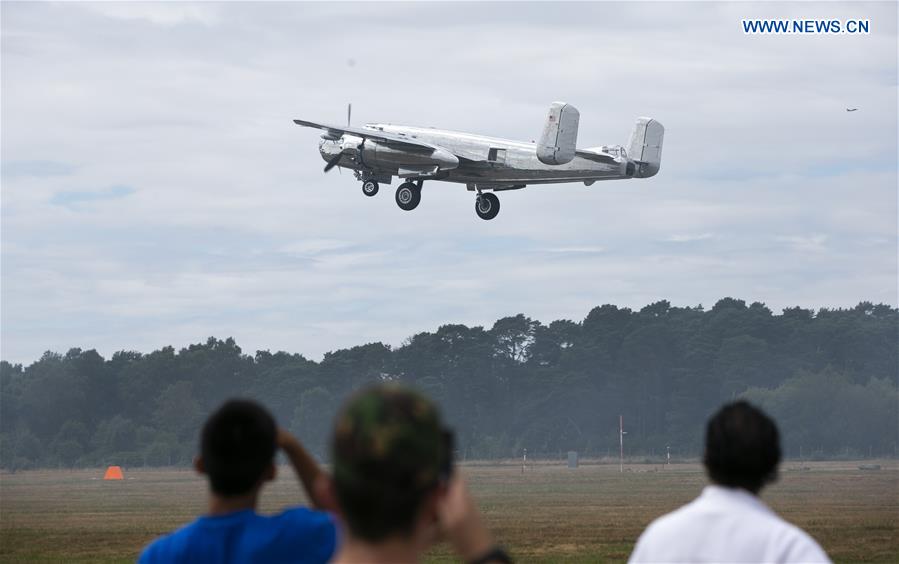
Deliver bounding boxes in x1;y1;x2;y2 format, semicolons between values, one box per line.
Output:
575;149;619;164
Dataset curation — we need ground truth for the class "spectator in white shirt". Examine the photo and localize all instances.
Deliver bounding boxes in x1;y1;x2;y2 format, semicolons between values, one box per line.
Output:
629;401;831;564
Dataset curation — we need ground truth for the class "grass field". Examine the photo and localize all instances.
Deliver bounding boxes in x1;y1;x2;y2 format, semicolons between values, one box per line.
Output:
1;460;897;563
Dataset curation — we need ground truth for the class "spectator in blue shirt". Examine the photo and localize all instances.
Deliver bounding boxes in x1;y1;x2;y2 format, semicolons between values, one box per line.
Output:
139;399;337;564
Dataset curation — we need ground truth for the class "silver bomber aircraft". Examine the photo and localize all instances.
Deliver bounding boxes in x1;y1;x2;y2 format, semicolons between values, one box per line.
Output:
294;102;664;220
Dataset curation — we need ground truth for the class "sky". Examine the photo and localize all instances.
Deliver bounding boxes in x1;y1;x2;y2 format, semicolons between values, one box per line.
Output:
1;1;896;365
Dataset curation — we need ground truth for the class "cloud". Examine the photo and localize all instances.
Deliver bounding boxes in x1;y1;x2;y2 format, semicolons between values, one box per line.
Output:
664;233;714;243
775;234;828;253
49;185;136;209
82;3;220;27
2;160;76;178
280;239;354;256
0;2;895;364
542;246;607;254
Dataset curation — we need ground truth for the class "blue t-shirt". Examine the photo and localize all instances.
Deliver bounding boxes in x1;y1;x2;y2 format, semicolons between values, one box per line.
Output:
139;507;337;564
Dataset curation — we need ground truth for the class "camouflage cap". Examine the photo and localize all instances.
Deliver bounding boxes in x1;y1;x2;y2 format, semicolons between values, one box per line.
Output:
332;384;449;496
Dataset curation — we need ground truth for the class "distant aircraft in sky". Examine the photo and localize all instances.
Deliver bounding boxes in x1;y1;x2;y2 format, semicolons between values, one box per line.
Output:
846;108;859;112
294;102;664;220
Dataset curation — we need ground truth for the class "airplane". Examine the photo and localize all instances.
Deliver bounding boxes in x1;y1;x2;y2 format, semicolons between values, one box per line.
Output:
293;102;663;220
846;108;859;112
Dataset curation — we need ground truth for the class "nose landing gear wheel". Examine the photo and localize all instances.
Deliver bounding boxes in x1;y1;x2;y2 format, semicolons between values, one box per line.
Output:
475;192;500;220
362;180;379;197
395;182;421;211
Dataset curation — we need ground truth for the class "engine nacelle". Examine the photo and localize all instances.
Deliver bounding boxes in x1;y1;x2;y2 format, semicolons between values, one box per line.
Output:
361;141;458;172
319;136;364;168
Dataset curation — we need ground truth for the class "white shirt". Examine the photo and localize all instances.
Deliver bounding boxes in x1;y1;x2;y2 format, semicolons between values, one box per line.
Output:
628;485;831;564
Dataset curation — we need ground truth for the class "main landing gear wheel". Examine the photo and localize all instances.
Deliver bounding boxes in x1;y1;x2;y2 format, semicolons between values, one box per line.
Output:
362;180;379;197
475;192;500;220
395;182;421;211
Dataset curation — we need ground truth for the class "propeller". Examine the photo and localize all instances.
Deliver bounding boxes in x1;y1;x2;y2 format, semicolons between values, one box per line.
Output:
323;152;342;173
323;103;353;173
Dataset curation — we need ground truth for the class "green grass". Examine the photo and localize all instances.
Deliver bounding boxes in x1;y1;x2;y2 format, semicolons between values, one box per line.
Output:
1;461;897;562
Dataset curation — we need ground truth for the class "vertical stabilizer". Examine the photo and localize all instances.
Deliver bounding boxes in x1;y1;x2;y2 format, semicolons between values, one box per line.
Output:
537;102;579;165
626;118;664;177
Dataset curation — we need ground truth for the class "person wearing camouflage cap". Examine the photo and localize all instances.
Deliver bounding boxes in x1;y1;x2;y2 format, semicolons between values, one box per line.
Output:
320;384;512;564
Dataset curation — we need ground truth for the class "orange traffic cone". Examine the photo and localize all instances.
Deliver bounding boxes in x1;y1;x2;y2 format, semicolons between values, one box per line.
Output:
103;465;124;480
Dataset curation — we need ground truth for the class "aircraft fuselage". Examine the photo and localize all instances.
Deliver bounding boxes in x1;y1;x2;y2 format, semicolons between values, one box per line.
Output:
320;124;636;191
297;103;663;219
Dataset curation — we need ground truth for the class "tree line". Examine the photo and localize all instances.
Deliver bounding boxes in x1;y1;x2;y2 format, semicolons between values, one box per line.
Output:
1;298;896;470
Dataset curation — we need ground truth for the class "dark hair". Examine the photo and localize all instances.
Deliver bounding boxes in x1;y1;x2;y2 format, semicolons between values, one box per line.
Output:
331;386;450;542
703;400;781;493
201;399;277;496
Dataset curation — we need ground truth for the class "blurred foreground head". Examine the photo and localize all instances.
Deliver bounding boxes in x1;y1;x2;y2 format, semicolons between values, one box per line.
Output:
703;400;781;494
331;385;451;541
200;399;277;496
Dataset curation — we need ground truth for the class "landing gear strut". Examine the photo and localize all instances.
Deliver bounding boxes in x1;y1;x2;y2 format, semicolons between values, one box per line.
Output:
395;181;422;211
362;180;379;197
475;192;500;220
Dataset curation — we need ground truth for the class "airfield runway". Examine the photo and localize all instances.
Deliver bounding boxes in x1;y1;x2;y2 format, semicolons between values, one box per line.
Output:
1;460;896;563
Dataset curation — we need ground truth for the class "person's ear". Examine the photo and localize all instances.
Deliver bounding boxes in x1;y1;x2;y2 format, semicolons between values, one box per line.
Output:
194;456;205;475
416;487;445;548
314;474;339;513
263;462;277;483
428;480;449;521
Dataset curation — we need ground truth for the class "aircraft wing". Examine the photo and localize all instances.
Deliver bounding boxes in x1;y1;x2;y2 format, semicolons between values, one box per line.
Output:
293;119;441;154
